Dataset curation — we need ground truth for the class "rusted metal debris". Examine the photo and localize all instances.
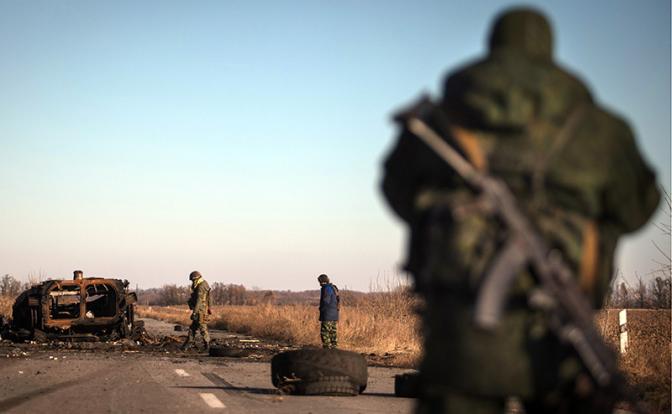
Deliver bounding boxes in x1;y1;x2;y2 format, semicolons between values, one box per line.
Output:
1;270;143;342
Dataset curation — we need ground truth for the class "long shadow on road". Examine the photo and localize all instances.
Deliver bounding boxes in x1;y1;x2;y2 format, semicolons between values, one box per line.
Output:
0;374;101;412
173;385;279;395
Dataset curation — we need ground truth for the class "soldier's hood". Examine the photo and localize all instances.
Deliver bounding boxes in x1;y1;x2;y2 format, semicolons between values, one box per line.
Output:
192;278;204;289
440;51;593;130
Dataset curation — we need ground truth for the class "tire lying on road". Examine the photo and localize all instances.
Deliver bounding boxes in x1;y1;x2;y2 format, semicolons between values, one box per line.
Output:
271;349;368;396
394;371;420;398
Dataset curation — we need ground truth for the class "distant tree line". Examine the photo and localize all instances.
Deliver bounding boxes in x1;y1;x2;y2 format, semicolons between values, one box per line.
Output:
137;283;370;307
1;274;27;297
607;191;672;309
1;271;669;310
135;275;671;310
138;283;271;306
607;275;671;309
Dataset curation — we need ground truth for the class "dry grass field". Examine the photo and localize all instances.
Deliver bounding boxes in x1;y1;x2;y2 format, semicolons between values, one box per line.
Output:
596;309;671;413
138;289;422;366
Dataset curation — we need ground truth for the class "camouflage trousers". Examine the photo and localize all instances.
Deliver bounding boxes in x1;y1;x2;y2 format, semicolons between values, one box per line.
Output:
183;313;210;349
320;321;338;349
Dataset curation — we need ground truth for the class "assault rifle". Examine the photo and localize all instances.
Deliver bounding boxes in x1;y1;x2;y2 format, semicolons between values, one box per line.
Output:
394;96;647;413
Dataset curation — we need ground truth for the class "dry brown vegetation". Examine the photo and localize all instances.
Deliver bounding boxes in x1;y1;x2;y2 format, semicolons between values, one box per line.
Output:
0;296;12;318
138;287;422;366
596;309;671;413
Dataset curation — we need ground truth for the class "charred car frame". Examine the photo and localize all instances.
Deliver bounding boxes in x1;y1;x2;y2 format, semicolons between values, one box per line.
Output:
4;270;140;341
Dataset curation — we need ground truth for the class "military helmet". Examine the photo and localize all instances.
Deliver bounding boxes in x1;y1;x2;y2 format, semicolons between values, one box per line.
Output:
488;7;553;61
189;271;202;281
317;274;330;284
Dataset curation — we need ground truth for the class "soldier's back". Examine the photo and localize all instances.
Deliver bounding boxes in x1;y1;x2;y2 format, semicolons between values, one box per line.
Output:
381;7;659;414
439;48;658;304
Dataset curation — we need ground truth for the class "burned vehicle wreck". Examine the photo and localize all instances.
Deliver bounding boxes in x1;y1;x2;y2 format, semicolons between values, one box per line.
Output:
6;270;142;341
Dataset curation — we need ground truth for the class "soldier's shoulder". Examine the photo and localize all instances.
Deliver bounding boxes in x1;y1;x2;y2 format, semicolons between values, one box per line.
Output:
441;55;492;87
590;104;632;129
581;102;635;141
441;53;596;129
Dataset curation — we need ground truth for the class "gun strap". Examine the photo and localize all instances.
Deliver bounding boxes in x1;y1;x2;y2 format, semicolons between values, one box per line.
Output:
529;105;600;298
531;105;589;200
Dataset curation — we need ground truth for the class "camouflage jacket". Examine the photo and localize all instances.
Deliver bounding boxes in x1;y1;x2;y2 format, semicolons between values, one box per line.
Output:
188;278;210;315
382;49;660;307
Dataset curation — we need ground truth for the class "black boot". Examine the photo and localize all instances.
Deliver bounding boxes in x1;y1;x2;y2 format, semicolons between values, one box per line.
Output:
181;334;193;351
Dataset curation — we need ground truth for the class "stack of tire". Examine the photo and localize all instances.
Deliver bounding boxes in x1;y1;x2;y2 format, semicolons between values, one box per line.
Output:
271;349;368;396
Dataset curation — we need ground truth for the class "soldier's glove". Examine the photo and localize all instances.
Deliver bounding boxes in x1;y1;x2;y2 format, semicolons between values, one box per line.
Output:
207;308;212;315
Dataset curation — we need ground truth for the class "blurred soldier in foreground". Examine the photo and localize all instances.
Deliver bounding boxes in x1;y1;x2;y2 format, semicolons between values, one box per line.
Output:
182;270;212;351
381;7;659;414
317;274;340;349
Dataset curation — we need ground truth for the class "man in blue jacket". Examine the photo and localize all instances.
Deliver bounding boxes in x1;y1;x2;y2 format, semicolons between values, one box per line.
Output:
317;274;339;349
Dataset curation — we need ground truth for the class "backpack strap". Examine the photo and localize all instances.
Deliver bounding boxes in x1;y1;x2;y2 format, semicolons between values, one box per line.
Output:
531;105;589;197
529;105;600;297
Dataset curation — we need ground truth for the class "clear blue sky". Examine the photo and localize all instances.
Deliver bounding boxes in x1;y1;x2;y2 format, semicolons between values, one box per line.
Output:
1;0;669;291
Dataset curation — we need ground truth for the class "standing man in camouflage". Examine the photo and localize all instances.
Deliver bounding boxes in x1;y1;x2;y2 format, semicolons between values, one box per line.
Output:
381;8;659;414
181;270;211;352
317;274;339;349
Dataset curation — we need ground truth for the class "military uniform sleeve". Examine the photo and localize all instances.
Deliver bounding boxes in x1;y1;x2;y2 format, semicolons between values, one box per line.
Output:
602;121;660;233
196;283;209;312
381;129;421;222
381;127;456;223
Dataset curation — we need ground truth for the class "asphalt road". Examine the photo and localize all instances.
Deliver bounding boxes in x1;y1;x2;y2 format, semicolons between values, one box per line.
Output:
0;319;639;414
0;318;415;414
